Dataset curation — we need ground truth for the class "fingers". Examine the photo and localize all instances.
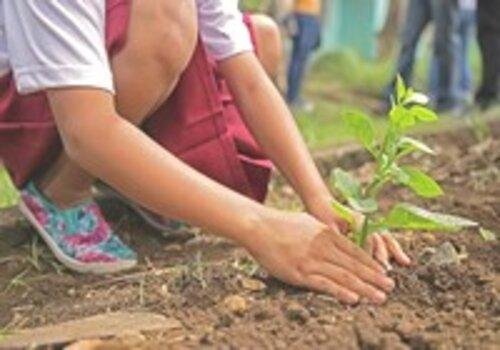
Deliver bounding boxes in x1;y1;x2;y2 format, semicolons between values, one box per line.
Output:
312;263;387;304
381;232;412;266
326;246;395;293
328;230;385;274
373;234;391;270
306;274;360;305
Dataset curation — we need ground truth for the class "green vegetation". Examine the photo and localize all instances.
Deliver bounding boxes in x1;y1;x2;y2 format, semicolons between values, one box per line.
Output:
330;77;478;247
0;167;18;209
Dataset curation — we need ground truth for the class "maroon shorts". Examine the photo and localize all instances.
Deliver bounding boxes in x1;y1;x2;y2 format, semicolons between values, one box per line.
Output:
0;0;272;202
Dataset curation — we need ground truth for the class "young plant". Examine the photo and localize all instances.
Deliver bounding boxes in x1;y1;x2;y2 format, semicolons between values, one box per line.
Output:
330;77;478;247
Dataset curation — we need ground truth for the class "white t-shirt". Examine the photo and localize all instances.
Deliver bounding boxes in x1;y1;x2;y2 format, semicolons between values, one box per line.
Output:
0;0;252;95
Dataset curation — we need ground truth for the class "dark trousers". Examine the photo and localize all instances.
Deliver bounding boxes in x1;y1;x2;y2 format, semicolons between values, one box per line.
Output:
476;0;500;106
385;0;460;110
286;13;321;104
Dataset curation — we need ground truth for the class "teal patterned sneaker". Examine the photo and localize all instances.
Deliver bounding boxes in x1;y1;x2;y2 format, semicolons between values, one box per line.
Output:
19;182;137;274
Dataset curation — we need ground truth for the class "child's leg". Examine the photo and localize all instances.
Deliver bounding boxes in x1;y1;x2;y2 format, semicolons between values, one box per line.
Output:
39;0;197;207
249;14;283;80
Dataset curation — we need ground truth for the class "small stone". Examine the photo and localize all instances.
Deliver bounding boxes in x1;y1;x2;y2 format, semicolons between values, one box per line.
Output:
217;313;233;328
240;278;266;292
421;241;465;266
464;309;475;320
284;302;310;324
223;295;248;316
318;315;337;325
422;233;436;244
67;288;76;297
160;284;169;297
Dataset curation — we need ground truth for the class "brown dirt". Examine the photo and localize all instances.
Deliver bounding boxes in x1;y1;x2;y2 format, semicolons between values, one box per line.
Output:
0;122;499;349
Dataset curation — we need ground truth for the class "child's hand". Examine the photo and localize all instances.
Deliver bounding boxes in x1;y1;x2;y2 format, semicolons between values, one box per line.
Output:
246;210;395;305
305;194;411;269
365;232;411;270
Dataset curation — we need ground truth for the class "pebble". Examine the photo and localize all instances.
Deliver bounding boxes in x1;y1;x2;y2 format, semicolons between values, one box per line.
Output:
240;277;266;292
464;309;475;320
223;295;248;316
284;302;310;324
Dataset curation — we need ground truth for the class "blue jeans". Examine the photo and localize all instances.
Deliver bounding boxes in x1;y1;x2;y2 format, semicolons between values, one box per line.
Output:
430;9;476;103
385;0;460;110
286;13;321;104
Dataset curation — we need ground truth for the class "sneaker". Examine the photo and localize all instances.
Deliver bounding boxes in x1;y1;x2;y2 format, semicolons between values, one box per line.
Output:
94;183;195;239
19;182;137;274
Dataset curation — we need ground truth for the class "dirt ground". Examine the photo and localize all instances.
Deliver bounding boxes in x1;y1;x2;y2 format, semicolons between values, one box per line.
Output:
0;121;499;349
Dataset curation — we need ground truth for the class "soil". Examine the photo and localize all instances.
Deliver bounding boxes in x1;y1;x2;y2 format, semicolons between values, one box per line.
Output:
0;121;499;349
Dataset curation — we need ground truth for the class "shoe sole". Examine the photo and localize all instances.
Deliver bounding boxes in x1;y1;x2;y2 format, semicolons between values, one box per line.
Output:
19;199;137;275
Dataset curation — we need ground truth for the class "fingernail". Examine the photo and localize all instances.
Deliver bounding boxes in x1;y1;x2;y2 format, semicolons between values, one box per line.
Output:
385;262;393;271
384;278;395;291
404;254;412;265
348;294;360;305
374;291;387;304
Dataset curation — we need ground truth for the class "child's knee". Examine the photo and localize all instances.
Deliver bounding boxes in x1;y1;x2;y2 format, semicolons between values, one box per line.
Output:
131;0;197;77
155;0;198;74
251;14;283;78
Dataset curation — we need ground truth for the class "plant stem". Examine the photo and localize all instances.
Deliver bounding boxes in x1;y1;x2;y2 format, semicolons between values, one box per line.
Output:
356;216;371;247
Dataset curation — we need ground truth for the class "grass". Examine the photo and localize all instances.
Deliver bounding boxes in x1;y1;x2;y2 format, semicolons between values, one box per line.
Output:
293;43;485;150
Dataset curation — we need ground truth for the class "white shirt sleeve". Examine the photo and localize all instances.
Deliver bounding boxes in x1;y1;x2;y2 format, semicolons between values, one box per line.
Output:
4;0;113;95
196;0;253;61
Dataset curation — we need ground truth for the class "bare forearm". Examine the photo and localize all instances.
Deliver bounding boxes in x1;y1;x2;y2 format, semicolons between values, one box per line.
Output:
49;92;266;249
219;53;330;204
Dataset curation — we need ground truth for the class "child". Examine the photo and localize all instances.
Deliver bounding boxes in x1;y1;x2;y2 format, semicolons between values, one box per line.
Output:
0;0;409;305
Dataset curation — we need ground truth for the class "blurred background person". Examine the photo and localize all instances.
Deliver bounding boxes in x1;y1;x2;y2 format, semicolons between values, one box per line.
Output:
286;0;322;111
429;0;477;116
476;0;500;110
383;0;460;113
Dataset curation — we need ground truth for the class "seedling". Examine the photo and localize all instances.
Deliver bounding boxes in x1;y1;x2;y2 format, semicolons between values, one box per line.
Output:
330;77;478;247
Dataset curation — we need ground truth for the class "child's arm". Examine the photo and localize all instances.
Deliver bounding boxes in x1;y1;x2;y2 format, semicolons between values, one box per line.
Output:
218;53;341;228
218;52;410;266
47;88;393;304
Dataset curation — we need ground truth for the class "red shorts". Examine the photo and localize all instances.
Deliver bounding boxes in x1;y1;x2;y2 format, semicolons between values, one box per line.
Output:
0;0;272;202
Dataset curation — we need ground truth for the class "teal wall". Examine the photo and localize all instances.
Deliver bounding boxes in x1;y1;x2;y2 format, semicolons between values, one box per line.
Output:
321;0;390;59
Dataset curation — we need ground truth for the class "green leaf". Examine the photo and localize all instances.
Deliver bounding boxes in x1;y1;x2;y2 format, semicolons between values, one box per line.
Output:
397;167;444;198
331;200;356;228
479;228;497;242
331;168;378;213
389;105;416;130
399;137;436;156
0;167;19;209
383;203;478;232
395;75;406;104
410;105;438;122
342;112;376;153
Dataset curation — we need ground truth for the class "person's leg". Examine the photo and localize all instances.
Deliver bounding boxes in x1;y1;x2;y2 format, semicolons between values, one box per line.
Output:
431;8;474;104
286;14;320;105
286;14;307;104
476;0;500;107
431;0;460;110
385;0;431;102
38;0;198;208
249;14;283;80
458;9;476;98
